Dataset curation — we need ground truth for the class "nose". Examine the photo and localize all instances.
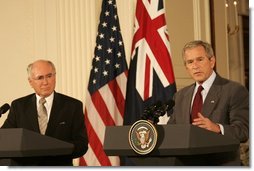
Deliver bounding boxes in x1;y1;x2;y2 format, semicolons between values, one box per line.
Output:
42;77;49;84
192;61;199;69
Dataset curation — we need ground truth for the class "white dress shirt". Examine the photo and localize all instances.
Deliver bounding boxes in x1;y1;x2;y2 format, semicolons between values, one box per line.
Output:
192;71;224;134
36;93;54;121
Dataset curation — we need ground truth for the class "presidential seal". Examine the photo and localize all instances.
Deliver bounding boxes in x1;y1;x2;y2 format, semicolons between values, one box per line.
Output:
128;120;158;155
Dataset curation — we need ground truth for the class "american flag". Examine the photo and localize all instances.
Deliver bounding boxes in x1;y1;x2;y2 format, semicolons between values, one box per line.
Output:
79;0;128;166
124;0;176;125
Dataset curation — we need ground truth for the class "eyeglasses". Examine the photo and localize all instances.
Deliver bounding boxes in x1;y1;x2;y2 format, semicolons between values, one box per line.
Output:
32;73;56;81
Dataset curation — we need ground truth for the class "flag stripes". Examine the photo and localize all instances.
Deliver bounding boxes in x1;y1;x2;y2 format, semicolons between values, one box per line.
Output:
82;73;127;165
80;0;128;166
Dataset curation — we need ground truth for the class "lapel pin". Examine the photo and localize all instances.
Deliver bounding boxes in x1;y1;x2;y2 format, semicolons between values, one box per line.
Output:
211;100;215;103
59;121;65;125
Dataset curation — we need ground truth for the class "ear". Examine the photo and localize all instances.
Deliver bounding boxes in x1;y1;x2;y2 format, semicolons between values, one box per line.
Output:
28;78;33;87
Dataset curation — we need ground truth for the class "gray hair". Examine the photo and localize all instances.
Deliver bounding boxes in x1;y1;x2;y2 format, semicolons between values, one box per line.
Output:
182;40;215;59
27;59;56;78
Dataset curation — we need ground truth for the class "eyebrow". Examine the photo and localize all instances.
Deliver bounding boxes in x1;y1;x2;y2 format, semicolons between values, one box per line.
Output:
33;73;55;80
186;56;206;60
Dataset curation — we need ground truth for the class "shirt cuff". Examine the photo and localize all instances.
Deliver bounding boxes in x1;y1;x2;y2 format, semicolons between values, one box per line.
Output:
218;124;224;135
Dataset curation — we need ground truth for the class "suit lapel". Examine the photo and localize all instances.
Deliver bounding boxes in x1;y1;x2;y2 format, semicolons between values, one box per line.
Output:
183;85;195;123
202;76;222;118
46;92;61;135
26;95;40;132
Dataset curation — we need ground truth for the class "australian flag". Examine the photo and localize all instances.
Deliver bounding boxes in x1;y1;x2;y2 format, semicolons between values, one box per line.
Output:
123;0;177;125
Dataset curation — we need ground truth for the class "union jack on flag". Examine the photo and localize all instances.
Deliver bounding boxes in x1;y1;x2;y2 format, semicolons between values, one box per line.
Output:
124;0;176;125
80;0;128;166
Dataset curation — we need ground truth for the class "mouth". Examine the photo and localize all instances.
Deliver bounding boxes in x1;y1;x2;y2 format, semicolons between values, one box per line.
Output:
193;72;202;76
41;87;51;91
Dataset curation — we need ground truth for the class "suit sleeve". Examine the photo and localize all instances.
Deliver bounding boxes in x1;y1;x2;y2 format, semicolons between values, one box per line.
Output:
69;101;88;158
223;84;249;143
167;94;176;124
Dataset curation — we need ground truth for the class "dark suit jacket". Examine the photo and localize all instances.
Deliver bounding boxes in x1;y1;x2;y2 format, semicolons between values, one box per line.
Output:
1;92;88;166
168;74;249;165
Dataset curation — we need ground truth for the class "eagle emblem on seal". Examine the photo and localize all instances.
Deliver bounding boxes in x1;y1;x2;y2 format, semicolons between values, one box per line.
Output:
136;127;152;149
129;120;158;155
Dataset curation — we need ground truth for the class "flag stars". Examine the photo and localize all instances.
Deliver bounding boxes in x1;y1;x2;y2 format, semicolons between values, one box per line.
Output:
117;52;121;57
110;37;115;42
107;48;112;54
99;33;104;39
102;22;107;28
105;59;110;65
112;26;117;31
118;41;123;46
115;63;120;69
105;11;110;16
103;70;108;76
94;67;99;73
97;44;102;50
108;0;113;5
88;0;128;94
95;56;100;61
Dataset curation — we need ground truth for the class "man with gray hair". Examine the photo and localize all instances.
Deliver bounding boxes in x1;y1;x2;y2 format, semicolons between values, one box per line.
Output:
168;40;249;165
1;59;88;166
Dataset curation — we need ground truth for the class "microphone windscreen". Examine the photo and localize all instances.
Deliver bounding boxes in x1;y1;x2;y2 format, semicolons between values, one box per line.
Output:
0;103;10;114
167;100;175;109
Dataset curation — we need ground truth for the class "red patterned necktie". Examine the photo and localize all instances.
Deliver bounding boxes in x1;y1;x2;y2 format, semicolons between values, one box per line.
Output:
191;85;203;122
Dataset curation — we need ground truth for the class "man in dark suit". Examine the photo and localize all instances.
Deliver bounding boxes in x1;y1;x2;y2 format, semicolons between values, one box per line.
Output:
168;40;249;165
1;59;88;166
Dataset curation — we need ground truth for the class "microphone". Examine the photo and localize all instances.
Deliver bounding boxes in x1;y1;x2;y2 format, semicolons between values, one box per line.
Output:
0;103;10;117
142;100;175;124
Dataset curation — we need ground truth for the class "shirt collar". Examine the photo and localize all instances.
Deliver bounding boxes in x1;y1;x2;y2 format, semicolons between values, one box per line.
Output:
195;70;216;92
36;92;54;106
